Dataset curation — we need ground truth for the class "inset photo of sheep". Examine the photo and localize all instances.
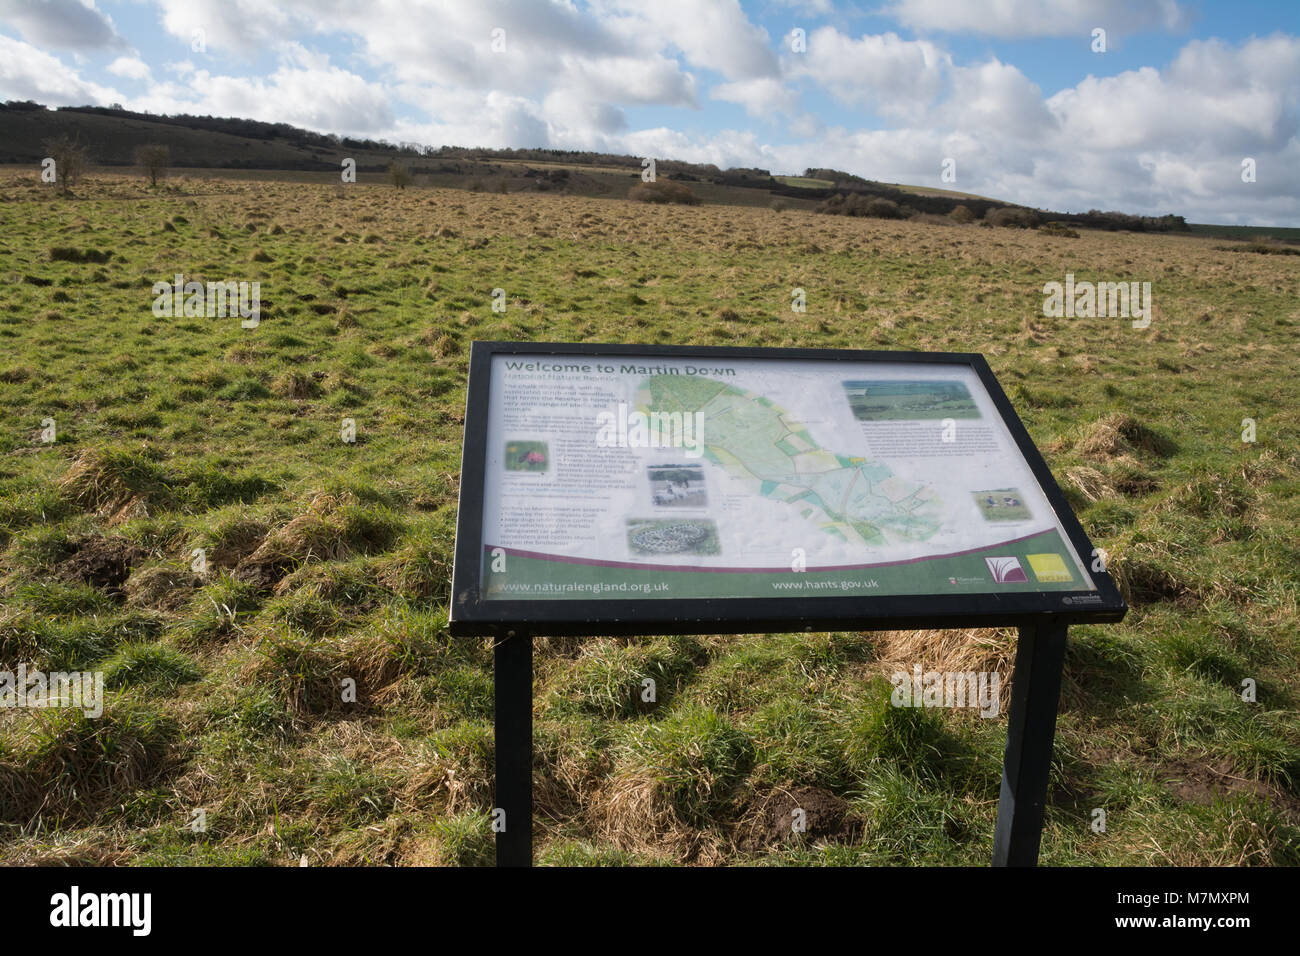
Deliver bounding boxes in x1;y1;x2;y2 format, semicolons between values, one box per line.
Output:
648;463;707;508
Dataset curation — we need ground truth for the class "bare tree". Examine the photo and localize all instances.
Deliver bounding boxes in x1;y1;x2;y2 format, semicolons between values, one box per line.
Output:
134;144;170;187
388;161;412;190
43;135;89;196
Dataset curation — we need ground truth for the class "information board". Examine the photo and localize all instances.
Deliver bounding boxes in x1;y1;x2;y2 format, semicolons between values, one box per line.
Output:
450;343;1126;635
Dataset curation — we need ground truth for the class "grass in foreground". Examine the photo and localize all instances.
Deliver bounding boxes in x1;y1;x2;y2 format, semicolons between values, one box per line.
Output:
0;172;1297;865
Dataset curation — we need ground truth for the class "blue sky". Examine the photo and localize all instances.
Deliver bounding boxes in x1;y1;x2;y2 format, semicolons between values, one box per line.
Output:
1;1;1297;224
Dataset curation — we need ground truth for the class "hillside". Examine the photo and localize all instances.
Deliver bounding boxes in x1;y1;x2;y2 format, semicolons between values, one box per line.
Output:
0;101;1226;235
8;101;1297;241
0;102;402;173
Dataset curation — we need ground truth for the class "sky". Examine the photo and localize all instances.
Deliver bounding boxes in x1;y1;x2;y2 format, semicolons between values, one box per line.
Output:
1;0;1297;225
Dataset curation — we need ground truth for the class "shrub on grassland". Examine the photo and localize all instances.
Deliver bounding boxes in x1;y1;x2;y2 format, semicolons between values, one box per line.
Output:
628;180;701;205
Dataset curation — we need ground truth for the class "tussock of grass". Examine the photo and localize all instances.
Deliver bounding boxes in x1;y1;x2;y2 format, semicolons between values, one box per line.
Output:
12;579;116;616
48;247;112;264
0;702;180;826
371;521;453;605
1163;470;1253;519
545;635;702;719
103;642;202;692
1065;465;1118;503
57;448;274;524
181;573;260;644
870;628;1015;695
233;492;403;590
124;564;201;612
305;757;397;825
1076;413;1176;461
596;705;754;854
272;369;322;399
246;620;433;716
58;447;171;522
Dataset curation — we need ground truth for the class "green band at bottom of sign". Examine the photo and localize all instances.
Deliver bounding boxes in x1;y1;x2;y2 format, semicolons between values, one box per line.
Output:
481;528;1093;600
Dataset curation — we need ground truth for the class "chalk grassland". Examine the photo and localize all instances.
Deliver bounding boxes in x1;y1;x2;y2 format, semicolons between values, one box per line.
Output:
0;171;1297;866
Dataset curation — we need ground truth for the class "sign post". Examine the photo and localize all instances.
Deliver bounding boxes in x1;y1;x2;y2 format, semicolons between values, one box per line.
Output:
493;632;532;867
450;342;1126;867
994;619;1069;866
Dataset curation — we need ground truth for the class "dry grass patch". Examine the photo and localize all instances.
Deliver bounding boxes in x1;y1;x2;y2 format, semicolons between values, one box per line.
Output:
1065;465;1119;503
0;703;182;826
233;491;402;590
1076;413;1175;461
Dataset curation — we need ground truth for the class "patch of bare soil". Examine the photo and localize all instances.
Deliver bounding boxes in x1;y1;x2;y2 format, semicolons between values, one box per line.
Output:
1161;757;1299;818
737;785;861;852
124;565;201;612
55;535;144;596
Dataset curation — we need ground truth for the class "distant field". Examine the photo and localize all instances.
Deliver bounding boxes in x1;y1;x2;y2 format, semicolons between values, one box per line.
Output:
775;175;836;189
0;171;1297;866
1186;223;1300;243
889;182;995;202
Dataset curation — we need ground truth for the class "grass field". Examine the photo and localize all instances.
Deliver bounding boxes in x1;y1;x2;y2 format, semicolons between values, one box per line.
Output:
774;176;836;189
1;170;1298;866
1187;223;1300;243
889;182;997;202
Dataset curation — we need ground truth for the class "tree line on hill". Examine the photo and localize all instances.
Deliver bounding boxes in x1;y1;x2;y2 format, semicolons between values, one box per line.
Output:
808;179;1187;232
2;101;1187;229
1;101;420;163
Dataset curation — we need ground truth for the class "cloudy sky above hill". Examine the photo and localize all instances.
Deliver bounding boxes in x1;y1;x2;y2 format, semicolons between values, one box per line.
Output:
1;0;1297;224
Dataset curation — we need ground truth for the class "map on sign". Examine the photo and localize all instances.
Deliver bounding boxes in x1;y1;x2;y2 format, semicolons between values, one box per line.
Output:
477;353;1097;601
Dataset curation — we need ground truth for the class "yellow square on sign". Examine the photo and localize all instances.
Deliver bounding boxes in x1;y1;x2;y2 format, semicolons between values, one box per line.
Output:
1027;553;1073;582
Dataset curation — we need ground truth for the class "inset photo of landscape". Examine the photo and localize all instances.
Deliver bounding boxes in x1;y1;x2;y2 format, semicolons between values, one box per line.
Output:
842;380;981;421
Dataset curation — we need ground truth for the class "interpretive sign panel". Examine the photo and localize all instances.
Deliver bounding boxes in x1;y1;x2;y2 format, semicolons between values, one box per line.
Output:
449;343;1125;636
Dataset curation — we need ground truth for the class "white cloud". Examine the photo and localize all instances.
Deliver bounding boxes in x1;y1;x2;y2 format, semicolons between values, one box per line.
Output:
127;45;394;135
0;0;124;50
153;0;295;54
543;89;628;141
141;1;705;148
886;0;1187;38
387;89;550;150
107;56;151;81
769;0;835;14
1048;35;1300;153
687;29;1297;224
0;33;122;103
794;29;949;117
941;58;1054;139
561;53;697;107
594;0;779;80
711;77;798;117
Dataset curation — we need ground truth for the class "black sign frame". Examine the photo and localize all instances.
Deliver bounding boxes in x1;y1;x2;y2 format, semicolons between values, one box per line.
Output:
449;341;1126;636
